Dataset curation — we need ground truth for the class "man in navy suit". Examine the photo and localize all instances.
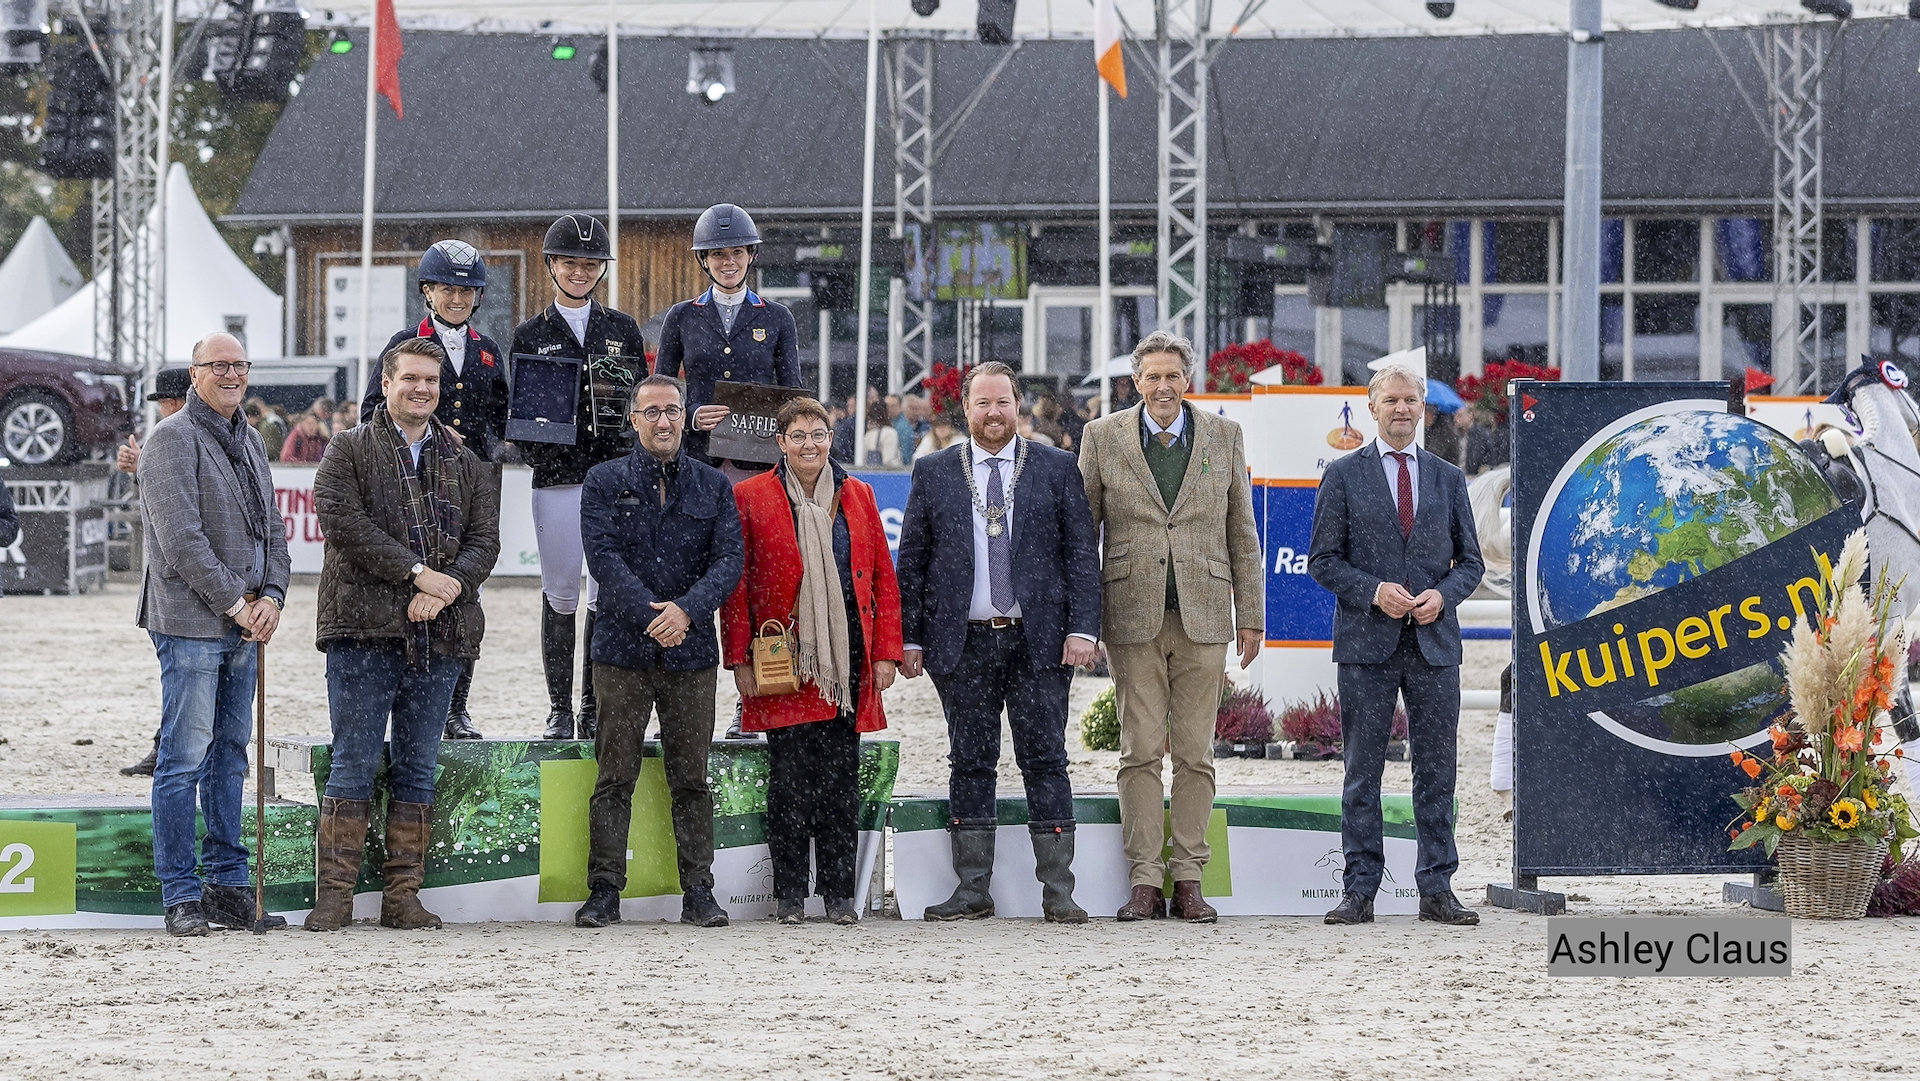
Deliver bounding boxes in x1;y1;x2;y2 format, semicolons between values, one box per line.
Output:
1308;362;1484;927
897;361;1102;924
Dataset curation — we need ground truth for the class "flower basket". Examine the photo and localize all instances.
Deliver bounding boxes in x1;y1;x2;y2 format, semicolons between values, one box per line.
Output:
1774;832;1890;920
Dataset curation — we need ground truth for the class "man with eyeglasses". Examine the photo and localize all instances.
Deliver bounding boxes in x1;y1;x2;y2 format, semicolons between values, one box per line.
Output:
573;374;743;928
135;333;290;936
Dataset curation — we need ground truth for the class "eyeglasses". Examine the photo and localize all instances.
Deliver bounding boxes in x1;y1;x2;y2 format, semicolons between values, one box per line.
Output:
782;429;832;444
630;405;685;422
193;361;251;376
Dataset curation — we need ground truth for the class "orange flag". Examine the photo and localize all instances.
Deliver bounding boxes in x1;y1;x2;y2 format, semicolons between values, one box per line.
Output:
1095;0;1126;98
375;0;404;118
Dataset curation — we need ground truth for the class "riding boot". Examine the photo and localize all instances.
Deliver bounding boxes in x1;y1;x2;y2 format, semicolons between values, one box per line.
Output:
541;597;576;740
577;610;598;741
304;797;369;932
923;820;997;921
443;658;482;739
1029;822;1088;924
379;800;442;930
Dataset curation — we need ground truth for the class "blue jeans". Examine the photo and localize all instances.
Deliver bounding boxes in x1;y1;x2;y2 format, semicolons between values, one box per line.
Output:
149;627;257;908
324;640;460;805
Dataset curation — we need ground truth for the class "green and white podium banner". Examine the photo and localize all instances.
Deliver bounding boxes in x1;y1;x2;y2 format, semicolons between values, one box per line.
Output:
0;740;901;929
889;789;1421;918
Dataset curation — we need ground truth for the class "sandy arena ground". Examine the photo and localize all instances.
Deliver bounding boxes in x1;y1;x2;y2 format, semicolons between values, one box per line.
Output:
2;581;1917;1080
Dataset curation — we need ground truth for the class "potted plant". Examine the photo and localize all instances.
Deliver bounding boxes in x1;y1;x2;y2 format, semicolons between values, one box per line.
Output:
1269;691;1408;760
1205;340;1321;394
1079;686;1120;752
1728;529;1917;919
1214;683;1273;758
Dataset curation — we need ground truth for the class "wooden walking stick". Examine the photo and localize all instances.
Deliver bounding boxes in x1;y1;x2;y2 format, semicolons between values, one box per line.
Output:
252;641;270;934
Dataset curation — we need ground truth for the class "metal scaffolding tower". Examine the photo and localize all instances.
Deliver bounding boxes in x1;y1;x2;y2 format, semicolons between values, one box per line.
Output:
888;35;933;391
1766;22;1831;395
1155;0;1208;380
82;0;167;375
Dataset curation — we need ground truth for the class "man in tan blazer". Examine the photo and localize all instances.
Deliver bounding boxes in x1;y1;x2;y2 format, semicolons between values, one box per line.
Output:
1079;330;1264;923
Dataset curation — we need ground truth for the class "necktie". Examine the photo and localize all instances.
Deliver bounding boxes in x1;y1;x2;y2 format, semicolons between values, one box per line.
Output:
1155;431;1174;448
986;458;1014;613
1388;451;1414;538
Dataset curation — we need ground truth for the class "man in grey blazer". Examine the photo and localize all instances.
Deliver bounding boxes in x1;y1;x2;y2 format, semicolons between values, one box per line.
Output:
1307;362;1483;926
1079;331;1264;923
136;333;291;936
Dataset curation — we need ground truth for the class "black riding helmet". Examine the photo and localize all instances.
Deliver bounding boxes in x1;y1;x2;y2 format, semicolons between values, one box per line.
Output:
544;214;614;301
692;203;760;288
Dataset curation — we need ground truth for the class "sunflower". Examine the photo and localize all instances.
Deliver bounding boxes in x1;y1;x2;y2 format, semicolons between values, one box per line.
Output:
1827;799;1864;830
1775;814;1795;831
1754;799;1770;822
1863;789;1879;812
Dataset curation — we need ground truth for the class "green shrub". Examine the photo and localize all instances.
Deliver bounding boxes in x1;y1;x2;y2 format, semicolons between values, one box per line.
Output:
1079;686;1120;751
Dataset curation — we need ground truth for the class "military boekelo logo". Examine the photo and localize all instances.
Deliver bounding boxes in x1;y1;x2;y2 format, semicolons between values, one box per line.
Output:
605;341;621;355
752;328;767;342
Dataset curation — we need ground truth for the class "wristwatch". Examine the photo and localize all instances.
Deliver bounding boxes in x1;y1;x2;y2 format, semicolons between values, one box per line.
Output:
265;594;284;611
408;562;426;582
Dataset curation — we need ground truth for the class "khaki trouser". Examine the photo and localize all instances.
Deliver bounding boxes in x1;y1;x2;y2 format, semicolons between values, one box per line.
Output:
1110;609;1227;887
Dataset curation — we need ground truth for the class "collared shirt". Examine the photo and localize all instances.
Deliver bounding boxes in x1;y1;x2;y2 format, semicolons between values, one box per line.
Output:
396;423;430;469
967;438;1022;621
712;285;746;335
556;300;591;346
1375;436;1419;518
430;314;467;375
1141;403;1189;448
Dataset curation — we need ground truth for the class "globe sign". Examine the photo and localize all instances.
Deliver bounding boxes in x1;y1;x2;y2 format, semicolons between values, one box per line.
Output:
1530;408;1841;755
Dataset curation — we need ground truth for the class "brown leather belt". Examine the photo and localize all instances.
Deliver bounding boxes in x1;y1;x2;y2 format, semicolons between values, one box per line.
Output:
968;616;1022;629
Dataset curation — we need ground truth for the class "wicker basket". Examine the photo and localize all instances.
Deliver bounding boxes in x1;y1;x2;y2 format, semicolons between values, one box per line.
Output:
1773;832;1889;920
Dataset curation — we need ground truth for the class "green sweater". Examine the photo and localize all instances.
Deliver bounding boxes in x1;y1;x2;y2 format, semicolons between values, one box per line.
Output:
1142;408;1191;609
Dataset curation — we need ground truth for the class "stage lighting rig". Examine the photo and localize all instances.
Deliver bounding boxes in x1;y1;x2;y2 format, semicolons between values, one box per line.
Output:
687;47;734;104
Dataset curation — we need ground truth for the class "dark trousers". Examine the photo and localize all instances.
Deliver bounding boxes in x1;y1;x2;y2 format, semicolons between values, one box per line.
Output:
1336;625;1461;897
929;624;1075;825
587;662;717;894
765;713;861;901
322;640;460;804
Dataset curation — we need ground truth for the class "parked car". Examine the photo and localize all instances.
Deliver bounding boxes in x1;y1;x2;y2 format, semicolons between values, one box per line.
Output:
0;348;136;465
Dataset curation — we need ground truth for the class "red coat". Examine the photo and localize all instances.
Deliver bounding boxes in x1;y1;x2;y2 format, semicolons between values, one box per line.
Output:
722;468;903;733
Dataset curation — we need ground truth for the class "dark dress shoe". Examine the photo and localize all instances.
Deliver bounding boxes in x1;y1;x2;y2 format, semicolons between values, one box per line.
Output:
542;709;575;741
1170;880;1217;923
1418;890;1480;926
202;883;287;930
775;899;806;925
1324;892;1375;925
1116;884;1166;921
120;740;158;777
576;705;597;742
443;712;483;740
825;897;860;925
574;886;621;928
165;900;210;937
680;886;730;928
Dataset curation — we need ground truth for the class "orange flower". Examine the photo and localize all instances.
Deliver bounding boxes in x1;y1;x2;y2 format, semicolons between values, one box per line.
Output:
1777;784;1796;798
1741;757;1763;779
1834;726;1865;754
1769;727;1792;752
1729;750;1745;765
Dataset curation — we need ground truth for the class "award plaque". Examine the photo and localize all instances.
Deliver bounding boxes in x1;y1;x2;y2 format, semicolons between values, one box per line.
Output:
707;381;812;465
586;352;643;437
506;353;582;445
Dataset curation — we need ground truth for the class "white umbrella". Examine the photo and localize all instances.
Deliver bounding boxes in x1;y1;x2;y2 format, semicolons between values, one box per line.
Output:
1080;355;1134;386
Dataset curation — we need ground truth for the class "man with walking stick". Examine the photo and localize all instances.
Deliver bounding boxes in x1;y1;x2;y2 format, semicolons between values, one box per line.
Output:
307;338;502;932
135;333;290;936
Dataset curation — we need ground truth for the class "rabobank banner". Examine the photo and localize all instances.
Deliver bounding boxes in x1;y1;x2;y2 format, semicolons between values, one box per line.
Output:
1510;382;1849;876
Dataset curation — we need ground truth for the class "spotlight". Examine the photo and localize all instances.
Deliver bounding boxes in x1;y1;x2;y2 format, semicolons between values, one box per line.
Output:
1653;0;1699;10
327;30;352;55
977;0;1016;44
1426;2;1454;17
588;44;607;93
551;39;577;61
686;47;734;105
910;0;939;15
1800;0;1851;17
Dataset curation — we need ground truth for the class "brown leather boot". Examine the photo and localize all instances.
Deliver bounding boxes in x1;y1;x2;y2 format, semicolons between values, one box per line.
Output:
1116;884;1166;921
1170;879;1217;923
304;797;369;932
379;800;442;930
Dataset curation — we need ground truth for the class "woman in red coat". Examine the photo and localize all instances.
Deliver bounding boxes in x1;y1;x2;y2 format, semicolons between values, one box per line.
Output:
723;396;903;925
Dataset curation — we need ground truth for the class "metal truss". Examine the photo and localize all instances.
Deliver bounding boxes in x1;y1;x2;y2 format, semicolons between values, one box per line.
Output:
1156;0;1209;382
888;35;933;390
1766;22;1830;395
77;1;166;374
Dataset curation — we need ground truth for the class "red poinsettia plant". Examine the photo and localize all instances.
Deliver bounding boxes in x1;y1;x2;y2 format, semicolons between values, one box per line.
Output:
1206;340;1322;394
1454;359;1560;420
923;361;963;416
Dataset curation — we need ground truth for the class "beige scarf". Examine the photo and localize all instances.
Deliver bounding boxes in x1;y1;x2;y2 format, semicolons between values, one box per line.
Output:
783;464;854;712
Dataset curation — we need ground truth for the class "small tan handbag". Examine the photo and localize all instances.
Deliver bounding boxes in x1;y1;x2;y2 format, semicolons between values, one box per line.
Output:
751;619;801;696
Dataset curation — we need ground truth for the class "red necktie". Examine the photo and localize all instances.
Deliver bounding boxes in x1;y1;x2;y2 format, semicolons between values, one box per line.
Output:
1388;451;1413;538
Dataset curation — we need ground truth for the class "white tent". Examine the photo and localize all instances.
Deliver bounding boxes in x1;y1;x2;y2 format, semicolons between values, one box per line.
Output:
0;164;282;364
0;217;83;335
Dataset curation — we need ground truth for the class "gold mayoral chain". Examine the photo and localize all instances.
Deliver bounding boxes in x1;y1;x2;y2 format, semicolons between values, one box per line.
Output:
960;437;1030;538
